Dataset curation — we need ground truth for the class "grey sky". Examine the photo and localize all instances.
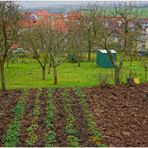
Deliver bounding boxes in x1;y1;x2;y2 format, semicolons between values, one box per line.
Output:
18;1;96;9
17;1;147;10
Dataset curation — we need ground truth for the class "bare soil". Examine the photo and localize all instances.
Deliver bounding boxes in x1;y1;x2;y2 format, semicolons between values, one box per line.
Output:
0;90;21;146
36;88;48;147
17;89;36;146
70;89;96;147
84;83;148;147
52;89;67;147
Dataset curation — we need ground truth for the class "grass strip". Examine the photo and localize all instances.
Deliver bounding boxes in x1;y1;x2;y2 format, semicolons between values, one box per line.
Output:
63;90;80;147
3;89;28;147
75;88;105;147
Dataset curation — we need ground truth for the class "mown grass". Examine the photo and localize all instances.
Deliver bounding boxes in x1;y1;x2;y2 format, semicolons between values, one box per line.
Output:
82;7;148;18
1;55;146;89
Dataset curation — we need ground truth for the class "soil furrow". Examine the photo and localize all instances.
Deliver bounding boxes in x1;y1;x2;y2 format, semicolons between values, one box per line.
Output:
70;89;96;147
0;90;21;146
35;88;48;147
17;89;36;146
52;89;67;147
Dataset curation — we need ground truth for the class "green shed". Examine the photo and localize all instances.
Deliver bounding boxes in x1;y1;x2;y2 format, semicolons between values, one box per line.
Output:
13;48;24;53
96;49;117;68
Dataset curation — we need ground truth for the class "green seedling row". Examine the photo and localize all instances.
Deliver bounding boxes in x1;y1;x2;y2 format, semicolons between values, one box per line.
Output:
63;91;80;147
45;89;57;147
3;90;28;147
75;88;105;147
26;89;41;146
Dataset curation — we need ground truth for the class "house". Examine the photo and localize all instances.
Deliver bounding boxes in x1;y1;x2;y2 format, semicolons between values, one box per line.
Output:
35;10;50;21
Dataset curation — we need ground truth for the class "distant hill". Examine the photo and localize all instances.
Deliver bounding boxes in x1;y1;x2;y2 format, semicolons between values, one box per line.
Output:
20;2;92;13
19;1;148;16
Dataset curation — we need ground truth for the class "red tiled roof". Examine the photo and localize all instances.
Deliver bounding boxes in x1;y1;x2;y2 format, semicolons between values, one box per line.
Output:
67;11;81;21
50;19;68;32
35;10;50;16
18;19;36;28
11;43;19;49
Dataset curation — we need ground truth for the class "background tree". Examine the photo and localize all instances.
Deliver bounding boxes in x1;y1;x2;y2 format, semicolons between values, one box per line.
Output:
0;1;21;90
20;24;49;80
81;4;101;61
45;29;67;84
98;2;141;84
66;13;85;67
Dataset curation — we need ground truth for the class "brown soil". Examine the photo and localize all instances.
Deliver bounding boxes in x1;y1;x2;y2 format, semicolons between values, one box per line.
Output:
0;83;148;147
17;89;36;146
84;83;148;147
36;88;48;147
0;90;21;146
70;89;96;147
52;89;67;147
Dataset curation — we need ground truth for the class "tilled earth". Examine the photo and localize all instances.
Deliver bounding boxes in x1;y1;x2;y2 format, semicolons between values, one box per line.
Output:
84;83;148;147
0;90;21;146
0;83;148;147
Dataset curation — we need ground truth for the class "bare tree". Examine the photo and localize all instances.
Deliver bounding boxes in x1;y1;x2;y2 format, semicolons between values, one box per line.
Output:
0;1;21;90
98;2;141;84
66;13;85;66
45;29;67;84
20;24;49;80
81;4;101;61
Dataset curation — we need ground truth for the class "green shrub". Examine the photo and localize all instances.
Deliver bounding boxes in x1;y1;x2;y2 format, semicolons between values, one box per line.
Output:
10;58;18;64
68;53;78;63
95;72;111;87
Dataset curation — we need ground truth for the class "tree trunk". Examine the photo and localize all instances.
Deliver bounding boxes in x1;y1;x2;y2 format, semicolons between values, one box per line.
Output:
0;62;6;90
42;67;45;80
53;65;57;85
48;62;52;74
88;50;91;61
115;68;120;85
7;60;9;68
84;51;86;60
22;55;24;63
78;62;80;67
88;41;91;61
129;52;133;78
78;61;80;67
145;68;147;81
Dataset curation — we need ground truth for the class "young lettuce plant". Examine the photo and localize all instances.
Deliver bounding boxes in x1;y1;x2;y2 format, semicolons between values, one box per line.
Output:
75;88;106;147
45;89;57;147
26;89;41;146
63;91;80;147
3;90;28;147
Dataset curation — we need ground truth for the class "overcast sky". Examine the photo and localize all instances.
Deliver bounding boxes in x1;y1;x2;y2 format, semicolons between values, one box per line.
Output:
18;1;96;9
17;1;147;9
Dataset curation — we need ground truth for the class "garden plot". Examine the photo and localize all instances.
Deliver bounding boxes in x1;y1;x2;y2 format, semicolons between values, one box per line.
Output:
0;84;148;147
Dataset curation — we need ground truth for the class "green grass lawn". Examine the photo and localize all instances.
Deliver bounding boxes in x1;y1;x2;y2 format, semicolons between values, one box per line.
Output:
2;57;146;89
82;7;148;18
